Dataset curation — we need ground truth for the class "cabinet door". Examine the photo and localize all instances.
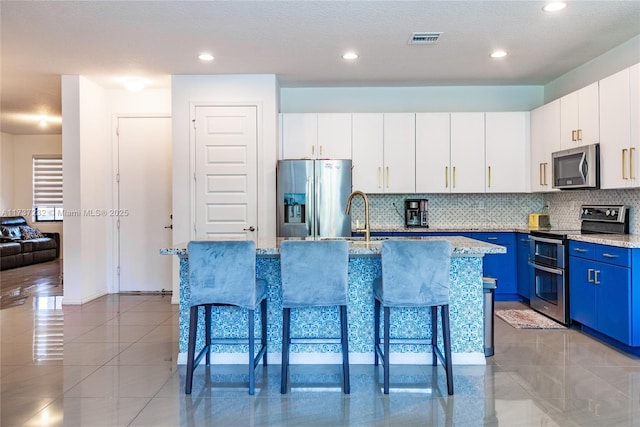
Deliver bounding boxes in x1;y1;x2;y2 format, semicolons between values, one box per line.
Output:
485;112;529;193
530;100;560;192
516;233;531;299
560;83;599;148
569;256;597;329
596;262;631;345
352;113;384;193
383;113;415;193
600;68;632;189
471;232;517;299
317;113;352;159
631;63;640;187
416;113;450;193
450;113;485;193
282;113;317;159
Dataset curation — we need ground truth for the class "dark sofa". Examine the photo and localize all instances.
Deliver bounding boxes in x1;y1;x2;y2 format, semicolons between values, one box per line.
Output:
0;216;60;270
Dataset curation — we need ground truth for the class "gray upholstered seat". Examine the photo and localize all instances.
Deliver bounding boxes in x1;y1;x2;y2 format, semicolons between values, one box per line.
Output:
279;240;350;394
185;241;267;395
373;240;454;395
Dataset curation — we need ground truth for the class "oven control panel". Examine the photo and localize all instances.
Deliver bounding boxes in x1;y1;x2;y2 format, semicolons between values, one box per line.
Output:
580;205;628;223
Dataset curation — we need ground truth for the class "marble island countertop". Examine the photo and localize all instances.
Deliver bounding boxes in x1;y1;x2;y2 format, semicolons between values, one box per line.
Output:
160;235;506;258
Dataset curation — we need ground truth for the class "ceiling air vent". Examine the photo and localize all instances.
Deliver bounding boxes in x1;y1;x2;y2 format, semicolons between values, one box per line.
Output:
408;32;442;45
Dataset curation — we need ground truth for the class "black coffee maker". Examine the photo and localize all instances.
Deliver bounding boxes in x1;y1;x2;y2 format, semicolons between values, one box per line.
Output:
405;199;428;227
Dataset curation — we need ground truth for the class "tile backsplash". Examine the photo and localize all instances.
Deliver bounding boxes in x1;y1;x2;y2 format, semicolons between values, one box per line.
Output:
349;189;639;234
349;193;544;229
544;188;640;234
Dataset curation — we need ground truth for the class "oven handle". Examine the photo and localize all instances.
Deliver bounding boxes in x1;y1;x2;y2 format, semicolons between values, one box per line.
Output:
529;235;564;245
529;262;563;275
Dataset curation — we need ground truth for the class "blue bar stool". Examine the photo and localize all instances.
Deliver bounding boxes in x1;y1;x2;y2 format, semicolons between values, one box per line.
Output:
185;241;267;395
279;240;350;394
373;240;454;395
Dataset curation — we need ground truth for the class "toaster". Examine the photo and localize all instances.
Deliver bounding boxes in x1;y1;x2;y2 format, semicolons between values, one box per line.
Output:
528;213;550;228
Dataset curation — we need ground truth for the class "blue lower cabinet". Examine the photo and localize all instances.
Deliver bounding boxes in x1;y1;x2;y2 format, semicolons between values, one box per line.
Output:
516;233;530;301
470;232;518;301
569;241;638;348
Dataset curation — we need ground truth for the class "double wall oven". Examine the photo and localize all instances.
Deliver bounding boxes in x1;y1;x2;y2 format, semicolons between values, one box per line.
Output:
529;205;629;325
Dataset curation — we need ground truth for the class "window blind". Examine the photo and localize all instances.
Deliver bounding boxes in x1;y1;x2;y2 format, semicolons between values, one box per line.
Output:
33;156;63;221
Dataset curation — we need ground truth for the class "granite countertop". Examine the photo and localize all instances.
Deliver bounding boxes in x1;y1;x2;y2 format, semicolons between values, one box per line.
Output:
363;226;531;233
160;235;506;258
566;234;640;249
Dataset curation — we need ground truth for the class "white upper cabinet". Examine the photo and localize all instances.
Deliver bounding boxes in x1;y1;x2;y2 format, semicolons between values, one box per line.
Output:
352;113;415;193
352;113;384;193
560;82;599;149
485;112;530;193
280;113;351;159
416;113;450;193
450;113;485;193
599;63;640;189
383;113;416;193
530;100;561;193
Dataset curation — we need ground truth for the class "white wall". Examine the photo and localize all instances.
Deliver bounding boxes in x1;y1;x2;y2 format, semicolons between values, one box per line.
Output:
171;74;279;299
280;85;544;113
10;134;63;247
544;35;640;103
0;132;14;212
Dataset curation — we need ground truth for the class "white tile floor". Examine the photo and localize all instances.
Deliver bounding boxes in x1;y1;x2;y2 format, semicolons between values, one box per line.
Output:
1;295;639;426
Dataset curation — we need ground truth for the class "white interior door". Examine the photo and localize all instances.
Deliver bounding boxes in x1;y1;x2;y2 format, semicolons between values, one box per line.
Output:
194;106;258;241
117;117;172;292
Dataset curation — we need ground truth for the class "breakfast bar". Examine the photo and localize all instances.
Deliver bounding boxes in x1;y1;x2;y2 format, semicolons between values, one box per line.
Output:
161;236;505;366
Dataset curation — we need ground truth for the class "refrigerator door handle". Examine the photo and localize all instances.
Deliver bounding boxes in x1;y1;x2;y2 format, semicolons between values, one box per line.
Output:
315;175;321;236
306;177;313;236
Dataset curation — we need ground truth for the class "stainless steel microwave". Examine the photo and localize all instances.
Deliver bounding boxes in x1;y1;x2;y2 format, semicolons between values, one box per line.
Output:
552;143;600;189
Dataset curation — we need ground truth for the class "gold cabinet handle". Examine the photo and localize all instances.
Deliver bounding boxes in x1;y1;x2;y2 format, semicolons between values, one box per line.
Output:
622;149;628;179
319;145;323;156
539;163;544;186
631;147;636;180
453;166;456;188
445;166;449;188
377;167;382;189
312;145;315;156
488;166;491;188
543;163;548;186
572;130;577;142
577;129;582;141
386;166;390;189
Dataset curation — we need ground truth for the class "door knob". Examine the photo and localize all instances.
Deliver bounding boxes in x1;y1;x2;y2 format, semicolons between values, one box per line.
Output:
164;224;173;229
243;226;256;232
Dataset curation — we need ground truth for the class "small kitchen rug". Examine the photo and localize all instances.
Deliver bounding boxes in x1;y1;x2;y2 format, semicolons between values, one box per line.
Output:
496;309;566;329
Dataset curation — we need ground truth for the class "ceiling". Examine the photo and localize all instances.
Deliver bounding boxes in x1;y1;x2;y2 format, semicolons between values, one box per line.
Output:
1;1;639;135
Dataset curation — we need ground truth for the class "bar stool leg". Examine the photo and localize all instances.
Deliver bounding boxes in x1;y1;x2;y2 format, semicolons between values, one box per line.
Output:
383;306;390;394
281;308;291;394
249;308;256;395
185;305;199;394
261;298;268;365
431;306;438;366
340;305;350;394
205;305;212;365
442;305;454;395
374;298;380;366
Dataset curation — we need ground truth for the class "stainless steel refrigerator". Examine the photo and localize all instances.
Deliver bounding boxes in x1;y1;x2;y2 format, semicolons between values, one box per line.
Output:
277;159;352;237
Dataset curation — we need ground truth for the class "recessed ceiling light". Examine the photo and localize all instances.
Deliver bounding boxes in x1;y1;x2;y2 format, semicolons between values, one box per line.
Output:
342;52;358;60
39;117;48;127
490;50;507;58
122;78;146;92
199;53;214;61
543;2;567;12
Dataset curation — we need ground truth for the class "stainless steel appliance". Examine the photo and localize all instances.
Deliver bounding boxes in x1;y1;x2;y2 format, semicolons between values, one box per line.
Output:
277;159;352;237
404;199;428;227
529;204;629;325
552;143;600;189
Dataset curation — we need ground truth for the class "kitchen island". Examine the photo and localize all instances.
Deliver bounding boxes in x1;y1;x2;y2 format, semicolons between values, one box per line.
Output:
161;236;505;365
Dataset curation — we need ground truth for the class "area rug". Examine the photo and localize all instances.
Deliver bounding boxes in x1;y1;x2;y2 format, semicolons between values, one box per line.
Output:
496;309;566;329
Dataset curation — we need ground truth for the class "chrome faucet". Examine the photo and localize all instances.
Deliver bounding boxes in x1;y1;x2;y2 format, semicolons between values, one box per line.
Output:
345;190;371;242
